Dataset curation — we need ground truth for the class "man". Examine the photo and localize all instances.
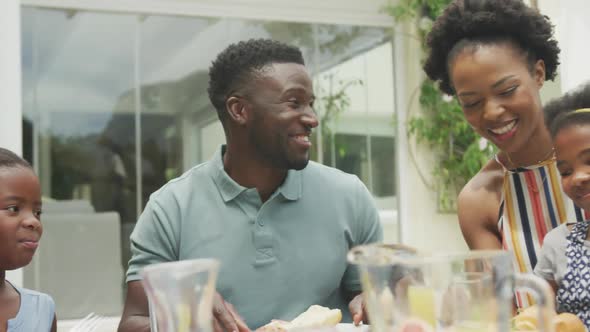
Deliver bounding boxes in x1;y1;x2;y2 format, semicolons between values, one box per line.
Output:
118;39;383;332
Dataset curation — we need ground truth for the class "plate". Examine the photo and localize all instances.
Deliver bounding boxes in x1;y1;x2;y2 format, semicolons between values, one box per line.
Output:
336;323;369;332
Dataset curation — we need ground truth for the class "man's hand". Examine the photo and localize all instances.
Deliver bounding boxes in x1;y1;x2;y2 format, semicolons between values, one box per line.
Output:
118;281;152;332
213;292;251;332
348;294;367;326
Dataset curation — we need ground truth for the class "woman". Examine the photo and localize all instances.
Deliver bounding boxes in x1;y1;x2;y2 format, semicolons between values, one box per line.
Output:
423;0;587;308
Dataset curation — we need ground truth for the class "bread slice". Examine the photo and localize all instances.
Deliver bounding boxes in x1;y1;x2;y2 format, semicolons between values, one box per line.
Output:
553;313;585;332
257;320;293;332
289;305;342;330
257;305;342;332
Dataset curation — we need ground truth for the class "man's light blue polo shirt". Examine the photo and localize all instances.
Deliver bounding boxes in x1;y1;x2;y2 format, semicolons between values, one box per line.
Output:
127;146;383;328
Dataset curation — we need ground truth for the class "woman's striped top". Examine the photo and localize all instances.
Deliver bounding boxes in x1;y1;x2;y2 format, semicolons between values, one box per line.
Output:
497;157;588;308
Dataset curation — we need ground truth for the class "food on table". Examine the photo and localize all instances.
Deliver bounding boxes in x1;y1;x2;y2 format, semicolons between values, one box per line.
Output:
256;305;342;332
512;320;537;331
552;313;585;332
511;305;585;332
257;320;293;332
512;305;541;331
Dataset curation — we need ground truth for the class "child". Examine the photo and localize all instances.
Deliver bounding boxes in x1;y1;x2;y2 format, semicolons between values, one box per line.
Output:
0;148;56;331
534;82;590;329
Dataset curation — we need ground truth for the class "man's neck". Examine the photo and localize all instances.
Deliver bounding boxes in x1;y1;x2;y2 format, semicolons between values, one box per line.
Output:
223;146;288;203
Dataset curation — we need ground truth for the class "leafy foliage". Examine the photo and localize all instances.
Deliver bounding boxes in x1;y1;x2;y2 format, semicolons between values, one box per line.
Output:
384;0;448;21
319;75;363;135
311;74;363;166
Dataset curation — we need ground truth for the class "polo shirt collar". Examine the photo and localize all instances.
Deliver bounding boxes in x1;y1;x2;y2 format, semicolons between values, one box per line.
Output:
212;146;247;202
211;145;302;202
278;169;302;201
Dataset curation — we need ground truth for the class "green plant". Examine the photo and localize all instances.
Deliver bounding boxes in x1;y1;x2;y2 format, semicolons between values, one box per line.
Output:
319;74;362;135
384;0;496;212
311;74;362;166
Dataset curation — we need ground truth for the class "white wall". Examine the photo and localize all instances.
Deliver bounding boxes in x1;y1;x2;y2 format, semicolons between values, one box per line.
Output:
1;0;23;287
539;0;590;92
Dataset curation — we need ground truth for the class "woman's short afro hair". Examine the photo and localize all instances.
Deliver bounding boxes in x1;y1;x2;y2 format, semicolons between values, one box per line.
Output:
423;0;560;95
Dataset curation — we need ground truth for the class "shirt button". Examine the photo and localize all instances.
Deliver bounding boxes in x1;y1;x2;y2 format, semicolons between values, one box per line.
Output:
258;219;264;226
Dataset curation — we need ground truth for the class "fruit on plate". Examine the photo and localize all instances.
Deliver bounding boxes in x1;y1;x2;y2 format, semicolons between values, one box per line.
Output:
256;305;342;332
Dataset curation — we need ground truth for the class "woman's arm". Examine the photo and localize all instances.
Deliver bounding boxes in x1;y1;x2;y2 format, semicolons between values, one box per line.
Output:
547;279;558;297
457;166;504;250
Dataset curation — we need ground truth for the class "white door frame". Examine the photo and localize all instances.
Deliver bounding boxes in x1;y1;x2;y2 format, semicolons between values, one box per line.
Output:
20;0;394;27
1;1;22;155
2;0;23;287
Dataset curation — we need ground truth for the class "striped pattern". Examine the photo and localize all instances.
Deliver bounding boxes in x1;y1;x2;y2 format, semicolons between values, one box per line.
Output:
498;159;587;308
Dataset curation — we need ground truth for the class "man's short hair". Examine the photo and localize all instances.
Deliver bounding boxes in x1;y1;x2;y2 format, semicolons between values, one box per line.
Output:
207;39;305;123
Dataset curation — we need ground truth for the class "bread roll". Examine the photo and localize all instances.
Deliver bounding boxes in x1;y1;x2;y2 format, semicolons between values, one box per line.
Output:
257;305;342;332
290;305;342;329
553;313;585;332
513;306;539;330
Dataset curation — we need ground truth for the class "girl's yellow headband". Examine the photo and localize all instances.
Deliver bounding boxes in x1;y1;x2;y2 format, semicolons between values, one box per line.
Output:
574;108;590;114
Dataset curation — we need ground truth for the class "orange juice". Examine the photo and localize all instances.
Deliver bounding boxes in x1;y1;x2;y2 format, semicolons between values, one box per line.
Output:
407;285;436;327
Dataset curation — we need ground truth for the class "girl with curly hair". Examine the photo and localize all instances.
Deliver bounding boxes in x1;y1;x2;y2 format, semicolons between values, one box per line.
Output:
0;148;56;331
423;0;587;308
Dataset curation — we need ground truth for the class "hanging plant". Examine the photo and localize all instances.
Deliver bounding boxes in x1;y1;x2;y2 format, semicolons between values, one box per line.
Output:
384;0;496;212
